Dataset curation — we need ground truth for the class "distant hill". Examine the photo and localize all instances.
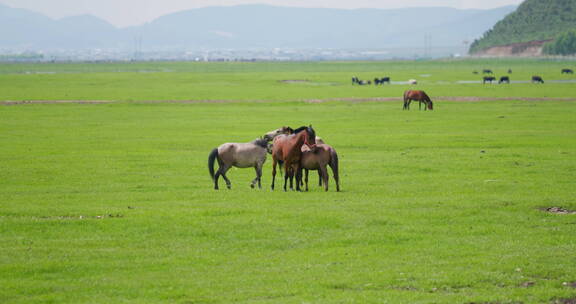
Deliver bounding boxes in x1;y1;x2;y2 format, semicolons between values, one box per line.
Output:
0;3;517;51
469;0;576;55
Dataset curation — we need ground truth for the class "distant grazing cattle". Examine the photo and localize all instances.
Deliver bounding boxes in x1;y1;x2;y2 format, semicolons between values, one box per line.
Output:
472;71;479;74
508;69;513;74
374;77;391;85
531;76;544;84
408;79;417;85
352;77;371;85
483;76;496;84
562;68;574;74
483;69;493;74
499;76;510;84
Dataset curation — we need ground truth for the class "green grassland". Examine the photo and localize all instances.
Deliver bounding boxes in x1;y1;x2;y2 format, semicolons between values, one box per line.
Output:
1;59;576;303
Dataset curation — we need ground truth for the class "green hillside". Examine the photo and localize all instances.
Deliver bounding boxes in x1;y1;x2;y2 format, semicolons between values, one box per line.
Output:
469;0;576;54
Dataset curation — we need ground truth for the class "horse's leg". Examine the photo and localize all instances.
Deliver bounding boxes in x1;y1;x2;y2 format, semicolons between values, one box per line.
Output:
304;169;309;191
317;170;322;187
250;166;258;189
220;166;232;189
283;165;290;192
256;162;263;189
320;165;329;192
295;164;302;191
271;158;277;190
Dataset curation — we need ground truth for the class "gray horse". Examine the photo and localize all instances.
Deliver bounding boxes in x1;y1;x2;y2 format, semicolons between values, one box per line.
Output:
208;138;269;190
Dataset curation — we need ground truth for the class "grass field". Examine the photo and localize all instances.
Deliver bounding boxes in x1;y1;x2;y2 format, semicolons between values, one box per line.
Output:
1;59;576;303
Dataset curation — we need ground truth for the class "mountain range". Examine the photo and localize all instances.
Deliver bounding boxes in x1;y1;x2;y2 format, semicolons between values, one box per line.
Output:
0;3;517;51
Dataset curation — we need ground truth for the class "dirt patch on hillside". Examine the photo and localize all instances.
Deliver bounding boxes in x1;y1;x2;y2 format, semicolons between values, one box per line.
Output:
2;96;576;106
474;39;552;57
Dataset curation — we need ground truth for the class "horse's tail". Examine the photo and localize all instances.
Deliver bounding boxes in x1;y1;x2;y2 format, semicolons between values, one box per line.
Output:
208;148;218;180
329;148;340;191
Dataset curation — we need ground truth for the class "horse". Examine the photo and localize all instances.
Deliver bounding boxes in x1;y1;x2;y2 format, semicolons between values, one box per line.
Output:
300;144;340;192
562;69;574;74
498;76;510;84
483;76;496;84
208;138;269;190
271;126;316;191
380;77;390;84
403;90;433;111
263;126;293;141
532;76;544;84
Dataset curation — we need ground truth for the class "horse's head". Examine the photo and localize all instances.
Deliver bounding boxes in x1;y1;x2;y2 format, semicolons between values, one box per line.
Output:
263;126;294;141
305;125;317;148
252;138;269;148
428;100;433;110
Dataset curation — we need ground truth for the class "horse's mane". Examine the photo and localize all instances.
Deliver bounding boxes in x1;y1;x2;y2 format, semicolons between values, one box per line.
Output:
293;126;316;140
293;126;308;134
252;138;269;148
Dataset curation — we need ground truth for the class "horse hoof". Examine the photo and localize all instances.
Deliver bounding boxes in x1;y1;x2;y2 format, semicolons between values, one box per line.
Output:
250;184;255;189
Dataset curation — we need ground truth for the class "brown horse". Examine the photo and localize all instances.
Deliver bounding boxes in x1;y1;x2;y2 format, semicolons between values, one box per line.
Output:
300;144;340;192
403;90;433;111
271;125;316;191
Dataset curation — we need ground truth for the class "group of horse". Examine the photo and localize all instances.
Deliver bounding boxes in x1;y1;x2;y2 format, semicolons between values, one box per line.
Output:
482;75;544;84
208;126;340;192
480;68;575;84
352;76;390;85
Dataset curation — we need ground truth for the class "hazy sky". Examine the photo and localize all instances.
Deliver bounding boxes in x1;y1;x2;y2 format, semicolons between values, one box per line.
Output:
0;0;524;27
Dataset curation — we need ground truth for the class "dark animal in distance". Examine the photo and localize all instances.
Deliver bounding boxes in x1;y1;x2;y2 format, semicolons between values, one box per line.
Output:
483;76;496;84
483;69;493;74
403;90;433;111
208;138;269;190
352;77;371;85
508;69;513;74
472;71;479;74
499;76;510;84
532;76;544;84
374;77;391;85
562;69;574;74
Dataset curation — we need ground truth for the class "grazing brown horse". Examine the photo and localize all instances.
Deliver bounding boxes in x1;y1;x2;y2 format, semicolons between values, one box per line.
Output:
300;144;340;192
271;126;316;191
403;90;433;111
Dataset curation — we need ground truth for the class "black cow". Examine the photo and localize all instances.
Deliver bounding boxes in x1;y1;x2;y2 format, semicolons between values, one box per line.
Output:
562;69;574;74
531;76;544;84
499;76;510;84
483;76;496;84
483;69;493;74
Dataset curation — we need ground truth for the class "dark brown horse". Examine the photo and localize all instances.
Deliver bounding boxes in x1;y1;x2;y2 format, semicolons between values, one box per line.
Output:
300;144;340;192
403;90;433;111
271;125;316;191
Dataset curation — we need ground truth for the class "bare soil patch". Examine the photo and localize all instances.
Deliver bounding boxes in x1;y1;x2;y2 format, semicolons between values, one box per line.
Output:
540;207;576;214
